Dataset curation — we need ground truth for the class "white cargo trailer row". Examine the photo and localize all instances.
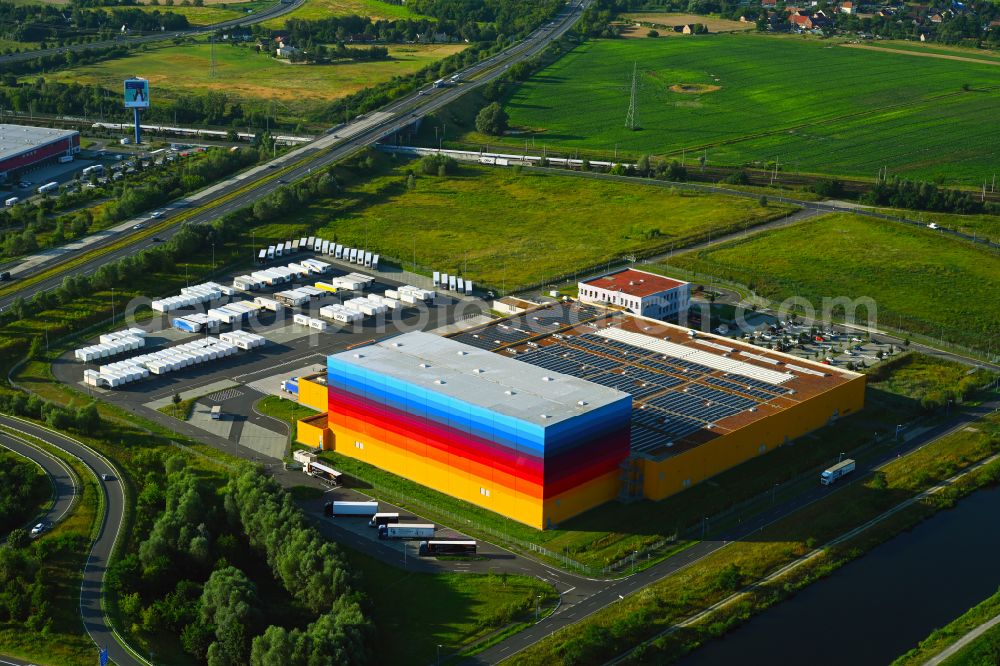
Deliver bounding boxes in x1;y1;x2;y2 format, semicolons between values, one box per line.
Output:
274;289;312;307
98;328;148;345
431;272;473;295
318;304;363;323
344;297;386;317
152;282;226;312
172;312;220;334
86;337;248;388
252;297;285;314
74;334;145;363
219;330;266;350
292;314;329;331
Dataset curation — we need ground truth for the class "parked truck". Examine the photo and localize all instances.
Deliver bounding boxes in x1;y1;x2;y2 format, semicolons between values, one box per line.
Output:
378;523;435;540
37;182;58;195
5;196;19;207
328;501;379;517
820;459;856;485
280;377;299;395
368;512;400;528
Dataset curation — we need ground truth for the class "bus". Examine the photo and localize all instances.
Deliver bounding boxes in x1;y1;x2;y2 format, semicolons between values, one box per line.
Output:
418;540;477;556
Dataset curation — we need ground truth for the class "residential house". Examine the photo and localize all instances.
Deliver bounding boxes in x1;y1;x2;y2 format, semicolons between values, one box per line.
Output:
839;1;855;13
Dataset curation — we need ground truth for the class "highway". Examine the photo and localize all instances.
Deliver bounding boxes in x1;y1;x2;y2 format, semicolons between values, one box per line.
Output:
466;396;1000;664
0;428;77;537
0;415;143;666
0;0;306;66
0;0;589;312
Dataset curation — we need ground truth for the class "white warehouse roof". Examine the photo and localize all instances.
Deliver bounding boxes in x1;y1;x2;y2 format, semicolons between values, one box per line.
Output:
0;124;79;163
332;331;631;428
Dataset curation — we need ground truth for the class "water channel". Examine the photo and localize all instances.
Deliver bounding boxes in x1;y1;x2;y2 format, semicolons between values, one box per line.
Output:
681;485;1000;665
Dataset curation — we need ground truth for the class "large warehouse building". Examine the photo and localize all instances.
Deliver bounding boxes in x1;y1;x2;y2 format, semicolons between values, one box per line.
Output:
322;331;632;529
300;302;866;528
0;124;80;183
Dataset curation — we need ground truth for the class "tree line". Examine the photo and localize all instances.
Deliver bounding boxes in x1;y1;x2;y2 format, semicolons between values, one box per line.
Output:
861;178;999;215
0;391;101;435
0;451;47;534
107;455;373;665
0;3;190;43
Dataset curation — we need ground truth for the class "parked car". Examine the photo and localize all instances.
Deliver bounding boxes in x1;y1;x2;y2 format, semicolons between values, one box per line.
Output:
30;522;46;537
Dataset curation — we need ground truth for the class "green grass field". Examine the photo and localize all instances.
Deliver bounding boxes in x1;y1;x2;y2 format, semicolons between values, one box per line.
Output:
871;208;1000;244
38;41;465;117
131;1;272;26
289;164;796;290
262;0;425;27
485;34;1000;186
666;213;1000;352
349;552;556;663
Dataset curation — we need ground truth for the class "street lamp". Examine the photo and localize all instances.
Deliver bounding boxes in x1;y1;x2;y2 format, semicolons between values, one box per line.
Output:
772;482;779;505
535;595;541;621
437;644;442;666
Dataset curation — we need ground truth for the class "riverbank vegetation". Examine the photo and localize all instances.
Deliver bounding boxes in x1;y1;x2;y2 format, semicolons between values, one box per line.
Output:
893;587;1000;666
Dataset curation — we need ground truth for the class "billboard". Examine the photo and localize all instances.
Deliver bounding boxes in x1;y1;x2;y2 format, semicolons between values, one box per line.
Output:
123;78;150;109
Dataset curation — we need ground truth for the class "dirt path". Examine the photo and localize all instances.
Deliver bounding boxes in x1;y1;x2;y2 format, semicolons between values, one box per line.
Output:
842;43;1000;67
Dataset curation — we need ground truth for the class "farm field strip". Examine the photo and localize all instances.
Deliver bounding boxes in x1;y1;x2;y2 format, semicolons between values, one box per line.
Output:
493;34;1000;185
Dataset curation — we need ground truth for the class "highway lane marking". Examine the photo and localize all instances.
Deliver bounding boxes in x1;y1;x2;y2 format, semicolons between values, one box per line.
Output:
562;586;576;594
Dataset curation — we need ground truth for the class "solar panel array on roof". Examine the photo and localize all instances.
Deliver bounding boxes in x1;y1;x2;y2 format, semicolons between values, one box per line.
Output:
451;303;606;350
704;375;784;401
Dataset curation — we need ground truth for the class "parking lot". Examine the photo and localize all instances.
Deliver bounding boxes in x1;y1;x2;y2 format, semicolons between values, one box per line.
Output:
726;319;902;369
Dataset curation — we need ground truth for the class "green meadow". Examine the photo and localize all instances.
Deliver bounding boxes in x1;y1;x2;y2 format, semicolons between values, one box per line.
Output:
485;34;1000;186
667;213;1000;351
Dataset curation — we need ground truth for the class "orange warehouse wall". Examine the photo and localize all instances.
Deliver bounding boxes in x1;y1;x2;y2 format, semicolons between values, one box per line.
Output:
298;376;329;413
296;414;331;450
543;470;621;525
642;374;866;501
327;420;546;528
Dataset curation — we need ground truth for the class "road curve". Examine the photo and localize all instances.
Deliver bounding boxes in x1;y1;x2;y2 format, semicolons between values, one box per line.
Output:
0;415;145;666
0;0;590;311
0;0;306;66
0;429;78;536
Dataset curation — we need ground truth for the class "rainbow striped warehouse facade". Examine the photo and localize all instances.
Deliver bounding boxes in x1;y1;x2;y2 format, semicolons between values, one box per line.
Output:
325;332;633;528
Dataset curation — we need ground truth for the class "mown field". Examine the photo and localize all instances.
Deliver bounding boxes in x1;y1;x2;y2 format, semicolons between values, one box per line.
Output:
38;41;464;115
131;0;272;26
666;213;1000;352
871;208;1000;244
620;12;754;34
262;0;424;27
484;34;1000;185
276;163;796;290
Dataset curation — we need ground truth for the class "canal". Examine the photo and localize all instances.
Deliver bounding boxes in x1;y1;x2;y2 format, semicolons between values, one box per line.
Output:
681;486;1000;665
